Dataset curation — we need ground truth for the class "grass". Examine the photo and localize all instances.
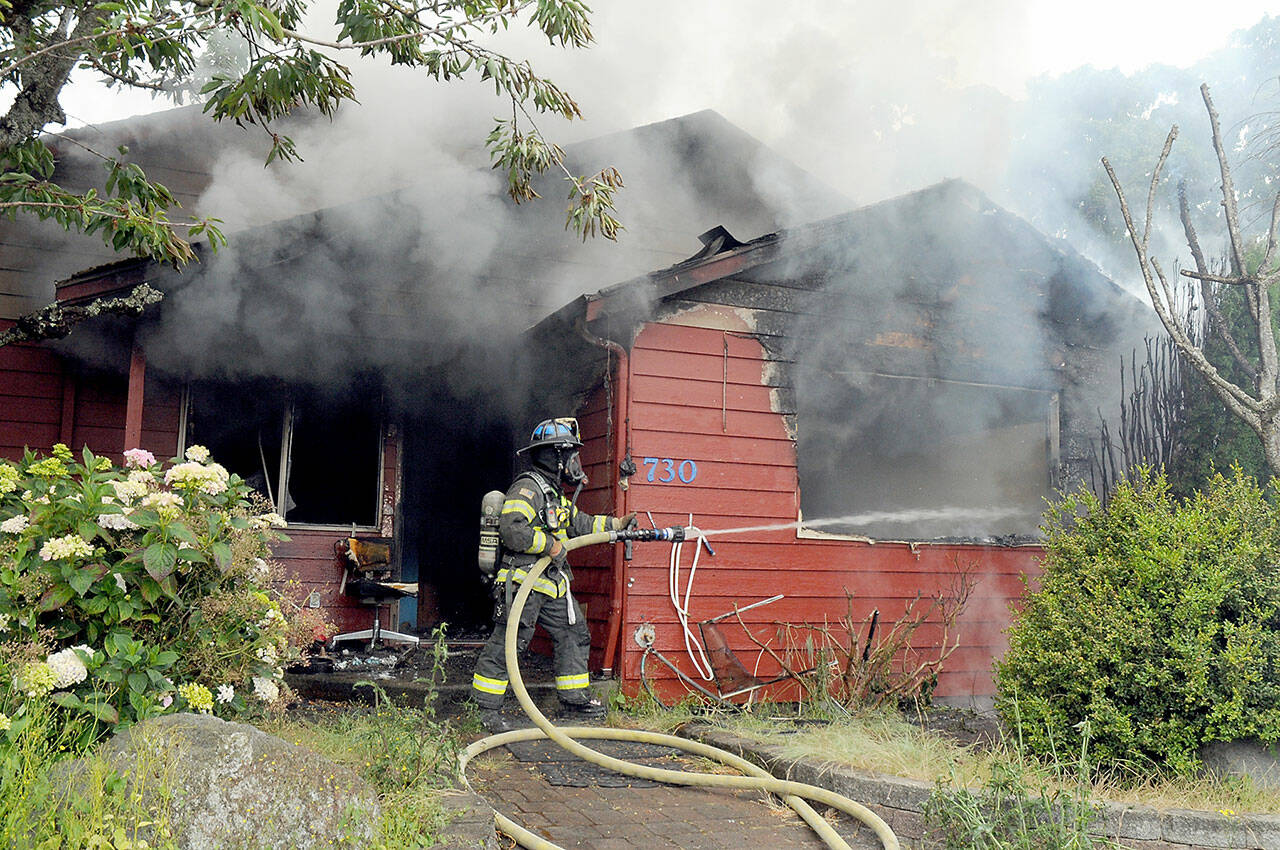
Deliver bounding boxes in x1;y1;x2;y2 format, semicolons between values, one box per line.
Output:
618;696;1280;816
0;700;178;849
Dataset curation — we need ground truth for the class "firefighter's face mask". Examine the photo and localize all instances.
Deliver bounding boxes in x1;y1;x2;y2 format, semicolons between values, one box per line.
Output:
560;449;588;486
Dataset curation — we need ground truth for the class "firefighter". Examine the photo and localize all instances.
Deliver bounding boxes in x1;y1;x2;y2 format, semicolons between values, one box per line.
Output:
471;417;636;733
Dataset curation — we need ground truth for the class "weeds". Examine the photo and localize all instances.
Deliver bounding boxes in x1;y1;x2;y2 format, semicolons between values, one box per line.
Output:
265;625;465;848
619;697;1275;822
0;698;177;849
923;721;1116;849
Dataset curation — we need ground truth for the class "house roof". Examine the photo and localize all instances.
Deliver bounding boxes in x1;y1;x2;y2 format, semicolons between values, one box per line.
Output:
7;107;849;324
534;178;1156;406
44;109;851;396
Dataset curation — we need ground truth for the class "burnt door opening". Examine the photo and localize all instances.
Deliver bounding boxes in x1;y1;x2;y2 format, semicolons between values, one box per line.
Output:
399;409;514;637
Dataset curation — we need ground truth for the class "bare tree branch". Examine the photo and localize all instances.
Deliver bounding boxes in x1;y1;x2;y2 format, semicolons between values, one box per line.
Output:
1107;83;1280;476
1180;183;1257;382
1103;151;1262;423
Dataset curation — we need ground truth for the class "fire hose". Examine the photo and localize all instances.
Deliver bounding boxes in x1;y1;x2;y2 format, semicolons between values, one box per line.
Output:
458;527;900;850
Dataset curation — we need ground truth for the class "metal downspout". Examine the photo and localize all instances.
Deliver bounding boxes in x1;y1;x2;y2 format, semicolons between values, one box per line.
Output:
578;317;630;678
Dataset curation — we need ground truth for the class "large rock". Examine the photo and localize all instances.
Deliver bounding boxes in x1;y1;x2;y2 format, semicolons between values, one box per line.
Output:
98;713;380;849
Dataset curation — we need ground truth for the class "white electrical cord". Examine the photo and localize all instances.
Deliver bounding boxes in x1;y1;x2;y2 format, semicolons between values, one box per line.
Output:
668;515;714;680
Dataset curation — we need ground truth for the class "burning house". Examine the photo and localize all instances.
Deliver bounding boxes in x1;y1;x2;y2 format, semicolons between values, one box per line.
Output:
0;108;1151;705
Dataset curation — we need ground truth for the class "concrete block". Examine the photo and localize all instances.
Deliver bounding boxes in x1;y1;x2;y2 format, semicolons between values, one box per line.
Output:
1237;813;1280;850
1100;801;1164;841
879;773;933;812
1162;808;1253;848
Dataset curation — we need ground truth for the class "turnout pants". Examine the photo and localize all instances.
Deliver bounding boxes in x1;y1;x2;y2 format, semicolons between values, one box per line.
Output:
471;586;593;709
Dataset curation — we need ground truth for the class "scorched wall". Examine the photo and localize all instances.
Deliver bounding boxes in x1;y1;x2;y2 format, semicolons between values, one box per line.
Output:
603;312;1040;702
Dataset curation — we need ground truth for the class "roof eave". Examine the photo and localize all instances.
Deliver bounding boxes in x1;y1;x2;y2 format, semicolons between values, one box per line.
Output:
584;232;785;325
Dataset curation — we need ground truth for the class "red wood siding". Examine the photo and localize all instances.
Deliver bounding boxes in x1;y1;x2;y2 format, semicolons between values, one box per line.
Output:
0;334;181;465
67;372;181;463
0;340;63;460
596;314;1041;703
270;529;379;635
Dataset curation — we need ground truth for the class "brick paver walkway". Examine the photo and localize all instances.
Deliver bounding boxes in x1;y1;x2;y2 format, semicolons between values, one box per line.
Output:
469;739;888;849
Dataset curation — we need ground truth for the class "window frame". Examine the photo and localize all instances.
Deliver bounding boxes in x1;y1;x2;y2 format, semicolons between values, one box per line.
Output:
794;371;1060;542
180;384;386;533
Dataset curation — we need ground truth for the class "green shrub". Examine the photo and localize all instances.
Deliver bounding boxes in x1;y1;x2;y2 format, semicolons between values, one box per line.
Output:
0;444;324;747
995;467;1280;776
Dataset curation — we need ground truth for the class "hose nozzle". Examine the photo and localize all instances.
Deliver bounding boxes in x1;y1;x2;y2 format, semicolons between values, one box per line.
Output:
612;526;686;543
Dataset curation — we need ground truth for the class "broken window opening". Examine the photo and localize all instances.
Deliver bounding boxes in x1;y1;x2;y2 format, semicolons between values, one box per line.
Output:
795;371;1057;540
184;380;383;529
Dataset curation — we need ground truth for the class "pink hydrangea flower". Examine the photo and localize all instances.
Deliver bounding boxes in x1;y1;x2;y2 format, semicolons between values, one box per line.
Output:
123;448;156;469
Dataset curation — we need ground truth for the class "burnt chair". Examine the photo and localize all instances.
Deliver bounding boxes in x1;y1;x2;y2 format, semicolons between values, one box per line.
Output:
328;536;421;650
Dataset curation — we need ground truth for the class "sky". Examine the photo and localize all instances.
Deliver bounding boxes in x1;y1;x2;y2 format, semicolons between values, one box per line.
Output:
58;0;1276;127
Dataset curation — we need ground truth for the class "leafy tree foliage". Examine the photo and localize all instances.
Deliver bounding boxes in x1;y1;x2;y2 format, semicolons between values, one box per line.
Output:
996;468;1280;776
0;0;620;343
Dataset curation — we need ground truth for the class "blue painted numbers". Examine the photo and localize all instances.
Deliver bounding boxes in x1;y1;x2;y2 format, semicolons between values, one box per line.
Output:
642;457;698;484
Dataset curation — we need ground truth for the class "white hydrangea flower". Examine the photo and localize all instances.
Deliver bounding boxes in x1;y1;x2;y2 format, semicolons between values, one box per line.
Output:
111;479;148;505
140;491;182;520
46;648;89;688
127;469;155;485
250;558;271;583
250;512;288;530
184;445;211;463
98;512;140;531
39;534;94;562
259;608;286;629
252;676;279;703
164;461;228;496
1;515;29;534
256;645;279;664
203;463;230;495
216;684;235;704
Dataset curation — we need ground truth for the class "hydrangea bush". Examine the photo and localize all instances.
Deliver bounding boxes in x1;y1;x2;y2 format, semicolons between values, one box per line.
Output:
0;443;323;745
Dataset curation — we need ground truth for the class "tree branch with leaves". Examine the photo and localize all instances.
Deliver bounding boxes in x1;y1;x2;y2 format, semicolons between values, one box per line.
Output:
0;0;621;344
1104;83;1280;478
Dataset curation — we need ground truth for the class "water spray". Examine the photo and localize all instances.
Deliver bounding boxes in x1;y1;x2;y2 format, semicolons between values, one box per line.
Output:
699;505;1027;537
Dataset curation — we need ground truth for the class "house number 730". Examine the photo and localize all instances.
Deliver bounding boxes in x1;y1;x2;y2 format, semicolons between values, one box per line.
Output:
642;457;698;484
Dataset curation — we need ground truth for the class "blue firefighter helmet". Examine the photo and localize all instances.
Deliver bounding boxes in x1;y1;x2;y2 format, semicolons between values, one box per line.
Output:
518;417;583;454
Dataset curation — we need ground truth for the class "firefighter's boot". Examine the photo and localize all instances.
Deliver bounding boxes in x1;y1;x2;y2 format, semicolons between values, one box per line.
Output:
558;697;606;721
479;708;514;734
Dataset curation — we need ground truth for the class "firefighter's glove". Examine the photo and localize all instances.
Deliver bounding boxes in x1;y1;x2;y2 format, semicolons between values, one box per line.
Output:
612;512;638;531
